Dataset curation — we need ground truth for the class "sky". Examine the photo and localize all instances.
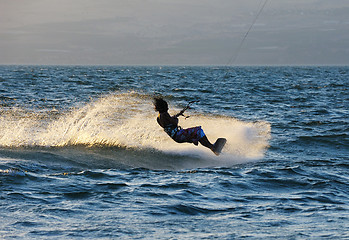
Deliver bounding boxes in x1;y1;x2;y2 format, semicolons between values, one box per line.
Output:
1;0;349;65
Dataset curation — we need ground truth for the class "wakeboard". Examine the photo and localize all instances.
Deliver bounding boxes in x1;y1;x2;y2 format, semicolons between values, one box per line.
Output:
212;138;227;156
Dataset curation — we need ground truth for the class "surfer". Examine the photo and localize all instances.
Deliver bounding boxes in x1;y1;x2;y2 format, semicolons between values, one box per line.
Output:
154;97;226;155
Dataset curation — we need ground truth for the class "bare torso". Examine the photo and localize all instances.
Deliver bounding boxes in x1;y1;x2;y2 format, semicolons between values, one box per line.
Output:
156;112;178;128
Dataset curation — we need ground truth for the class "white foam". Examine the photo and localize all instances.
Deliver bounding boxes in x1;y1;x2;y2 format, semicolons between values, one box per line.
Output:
0;92;271;166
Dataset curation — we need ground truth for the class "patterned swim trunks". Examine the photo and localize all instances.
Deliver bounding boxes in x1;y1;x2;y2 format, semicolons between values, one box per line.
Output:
173;126;205;145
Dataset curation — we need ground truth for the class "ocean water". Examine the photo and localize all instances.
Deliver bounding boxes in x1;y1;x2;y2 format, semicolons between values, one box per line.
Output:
0;65;348;239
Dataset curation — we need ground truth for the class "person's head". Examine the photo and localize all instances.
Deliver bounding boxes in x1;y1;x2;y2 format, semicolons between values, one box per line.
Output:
153;97;168;113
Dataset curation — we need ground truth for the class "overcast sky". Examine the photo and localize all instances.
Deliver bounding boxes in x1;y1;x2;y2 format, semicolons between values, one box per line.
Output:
1;0;349;65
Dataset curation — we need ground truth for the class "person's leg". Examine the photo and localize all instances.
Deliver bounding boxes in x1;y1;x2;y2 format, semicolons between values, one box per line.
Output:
175;126;215;151
199;135;214;150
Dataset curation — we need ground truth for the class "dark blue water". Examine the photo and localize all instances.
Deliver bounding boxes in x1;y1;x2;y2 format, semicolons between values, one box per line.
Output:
0;66;348;239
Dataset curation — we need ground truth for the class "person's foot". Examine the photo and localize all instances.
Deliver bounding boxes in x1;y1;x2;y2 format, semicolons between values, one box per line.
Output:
211;138;227;156
211;141;220;156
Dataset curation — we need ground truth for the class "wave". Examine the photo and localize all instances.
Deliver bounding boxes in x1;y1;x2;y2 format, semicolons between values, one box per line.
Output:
0;92;271;169
298;134;348;147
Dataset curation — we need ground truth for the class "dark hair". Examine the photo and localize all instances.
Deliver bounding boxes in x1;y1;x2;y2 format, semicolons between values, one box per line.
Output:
153;97;168;113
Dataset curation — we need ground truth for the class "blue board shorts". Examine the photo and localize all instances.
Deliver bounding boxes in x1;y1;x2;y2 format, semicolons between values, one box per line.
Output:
173;126;205;145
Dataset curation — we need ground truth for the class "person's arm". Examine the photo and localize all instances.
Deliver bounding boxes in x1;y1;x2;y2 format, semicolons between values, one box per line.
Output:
173;109;186;118
167;112;179;125
158;112;178;127
173;101;199;118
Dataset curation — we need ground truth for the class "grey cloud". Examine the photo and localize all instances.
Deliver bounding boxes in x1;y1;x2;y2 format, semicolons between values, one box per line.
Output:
1;0;349;65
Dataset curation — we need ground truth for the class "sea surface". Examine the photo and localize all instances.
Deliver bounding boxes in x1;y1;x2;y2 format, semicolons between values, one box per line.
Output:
0;65;348;239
